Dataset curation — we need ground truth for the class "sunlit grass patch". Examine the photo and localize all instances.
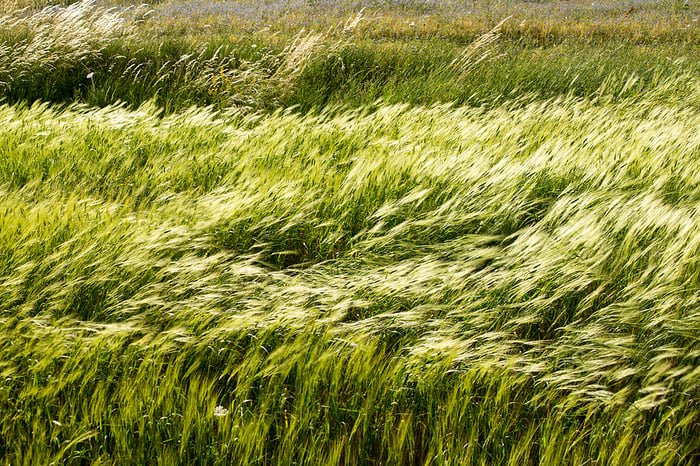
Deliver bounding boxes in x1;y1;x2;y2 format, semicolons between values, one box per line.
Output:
2;84;700;462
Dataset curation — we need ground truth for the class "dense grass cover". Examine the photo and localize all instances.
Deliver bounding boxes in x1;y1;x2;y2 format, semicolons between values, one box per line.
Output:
2;92;700;463
3;1;700;111
1;0;700;464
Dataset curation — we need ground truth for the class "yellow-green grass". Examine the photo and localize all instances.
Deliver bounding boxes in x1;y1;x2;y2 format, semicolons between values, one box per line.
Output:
144;0;700;45
2;84;700;462
2;1;700;463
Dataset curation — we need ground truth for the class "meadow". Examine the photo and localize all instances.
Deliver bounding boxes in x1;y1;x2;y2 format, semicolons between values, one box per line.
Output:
1;0;700;464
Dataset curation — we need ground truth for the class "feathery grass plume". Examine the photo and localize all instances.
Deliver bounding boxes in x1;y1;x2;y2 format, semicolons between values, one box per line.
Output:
342;7;365;34
1;0;82;12
274;9;367;102
0;0;133;98
449;15;512;77
0;0;21;14
273;31;325;94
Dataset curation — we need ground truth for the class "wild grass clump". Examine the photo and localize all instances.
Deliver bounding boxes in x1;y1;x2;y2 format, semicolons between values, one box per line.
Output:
1;81;700;463
85;31;330;111
0;1;362;110
0;0;136;102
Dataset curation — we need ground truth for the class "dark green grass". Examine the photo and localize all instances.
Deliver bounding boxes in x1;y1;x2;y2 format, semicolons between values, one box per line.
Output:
3;1;700;113
8;38;700;113
9;34;700;113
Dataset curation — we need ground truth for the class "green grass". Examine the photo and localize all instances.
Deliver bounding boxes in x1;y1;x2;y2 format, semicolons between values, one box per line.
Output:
2;90;700;463
3;1;700;112
1;0;700;464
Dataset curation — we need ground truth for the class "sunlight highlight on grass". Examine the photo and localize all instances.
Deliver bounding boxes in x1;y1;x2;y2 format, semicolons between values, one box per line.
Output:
1;85;700;462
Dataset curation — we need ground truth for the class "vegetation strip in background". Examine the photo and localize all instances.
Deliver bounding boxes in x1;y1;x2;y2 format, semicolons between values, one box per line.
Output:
2;1;700;111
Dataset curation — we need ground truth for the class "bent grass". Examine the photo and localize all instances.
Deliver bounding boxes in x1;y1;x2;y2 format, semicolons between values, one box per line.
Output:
1;1;700;464
1;84;700;462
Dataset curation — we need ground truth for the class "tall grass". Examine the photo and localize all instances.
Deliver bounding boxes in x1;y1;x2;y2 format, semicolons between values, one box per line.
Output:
2;1;700;111
150;0;700;45
0;1;361;110
2;0;700;463
1;82;700;462
0;0;135;102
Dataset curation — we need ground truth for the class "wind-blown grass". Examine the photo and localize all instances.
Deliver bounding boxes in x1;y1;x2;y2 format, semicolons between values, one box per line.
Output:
0;0;136;102
2;0;700;464
1;82;700;462
3;1;700;112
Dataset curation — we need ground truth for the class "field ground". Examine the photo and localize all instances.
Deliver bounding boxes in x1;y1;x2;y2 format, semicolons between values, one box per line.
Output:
1;0;699;464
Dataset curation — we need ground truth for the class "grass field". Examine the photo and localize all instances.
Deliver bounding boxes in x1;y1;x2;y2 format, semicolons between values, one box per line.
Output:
1;0;700;464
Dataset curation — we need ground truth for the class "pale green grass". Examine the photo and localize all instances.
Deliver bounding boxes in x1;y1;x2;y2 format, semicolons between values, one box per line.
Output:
1;82;700;463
